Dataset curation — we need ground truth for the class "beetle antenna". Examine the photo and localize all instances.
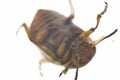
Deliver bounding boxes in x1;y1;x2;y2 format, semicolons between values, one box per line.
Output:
92;29;118;47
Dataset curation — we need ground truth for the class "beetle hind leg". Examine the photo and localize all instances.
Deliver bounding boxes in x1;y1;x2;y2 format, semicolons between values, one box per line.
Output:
39;58;50;76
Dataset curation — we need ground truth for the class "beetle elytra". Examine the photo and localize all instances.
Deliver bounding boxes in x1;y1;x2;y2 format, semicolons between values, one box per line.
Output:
17;0;117;80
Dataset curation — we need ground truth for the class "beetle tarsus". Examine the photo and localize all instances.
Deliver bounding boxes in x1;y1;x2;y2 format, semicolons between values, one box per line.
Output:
95;2;108;29
100;2;108;16
39;60;43;77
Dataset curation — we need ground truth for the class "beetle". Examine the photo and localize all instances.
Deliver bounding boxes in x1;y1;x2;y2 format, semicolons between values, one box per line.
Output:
17;0;117;80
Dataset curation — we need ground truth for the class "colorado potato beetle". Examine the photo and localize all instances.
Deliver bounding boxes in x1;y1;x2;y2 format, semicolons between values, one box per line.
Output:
17;0;117;80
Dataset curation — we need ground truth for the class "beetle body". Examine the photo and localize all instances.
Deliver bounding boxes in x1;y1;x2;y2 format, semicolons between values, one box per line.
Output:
18;0;117;80
30;9;96;68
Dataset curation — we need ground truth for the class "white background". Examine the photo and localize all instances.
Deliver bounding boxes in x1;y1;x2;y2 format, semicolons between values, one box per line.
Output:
0;0;120;80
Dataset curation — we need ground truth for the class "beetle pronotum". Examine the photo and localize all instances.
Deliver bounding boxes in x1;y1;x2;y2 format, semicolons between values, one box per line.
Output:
17;0;117;80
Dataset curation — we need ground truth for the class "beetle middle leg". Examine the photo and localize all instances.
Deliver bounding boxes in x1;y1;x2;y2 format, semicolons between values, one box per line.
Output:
68;0;75;20
79;2;108;39
17;23;31;40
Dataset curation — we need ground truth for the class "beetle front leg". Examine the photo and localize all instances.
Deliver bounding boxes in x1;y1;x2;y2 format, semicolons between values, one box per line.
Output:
59;68;79;80
59;68;68;77
79;2;108;39
75;68;78;80
94;2;108;29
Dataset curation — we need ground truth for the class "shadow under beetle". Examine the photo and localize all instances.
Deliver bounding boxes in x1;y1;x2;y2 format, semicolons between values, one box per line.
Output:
17;0;118;80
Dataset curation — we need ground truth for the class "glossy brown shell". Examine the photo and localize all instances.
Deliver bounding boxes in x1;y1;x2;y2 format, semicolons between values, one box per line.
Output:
29;9;96;68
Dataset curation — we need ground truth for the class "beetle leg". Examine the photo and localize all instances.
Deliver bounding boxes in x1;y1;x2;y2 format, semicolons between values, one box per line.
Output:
79;2;108;39
68;0;75;20
39;58;50;76
59;68;68;77
92;29;118;47
94;2;108;29
17;23;31;40
75;68;78;80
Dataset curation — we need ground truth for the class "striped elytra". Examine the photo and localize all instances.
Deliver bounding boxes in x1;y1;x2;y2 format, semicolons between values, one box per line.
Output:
18;1;117;80
30;9;96;68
